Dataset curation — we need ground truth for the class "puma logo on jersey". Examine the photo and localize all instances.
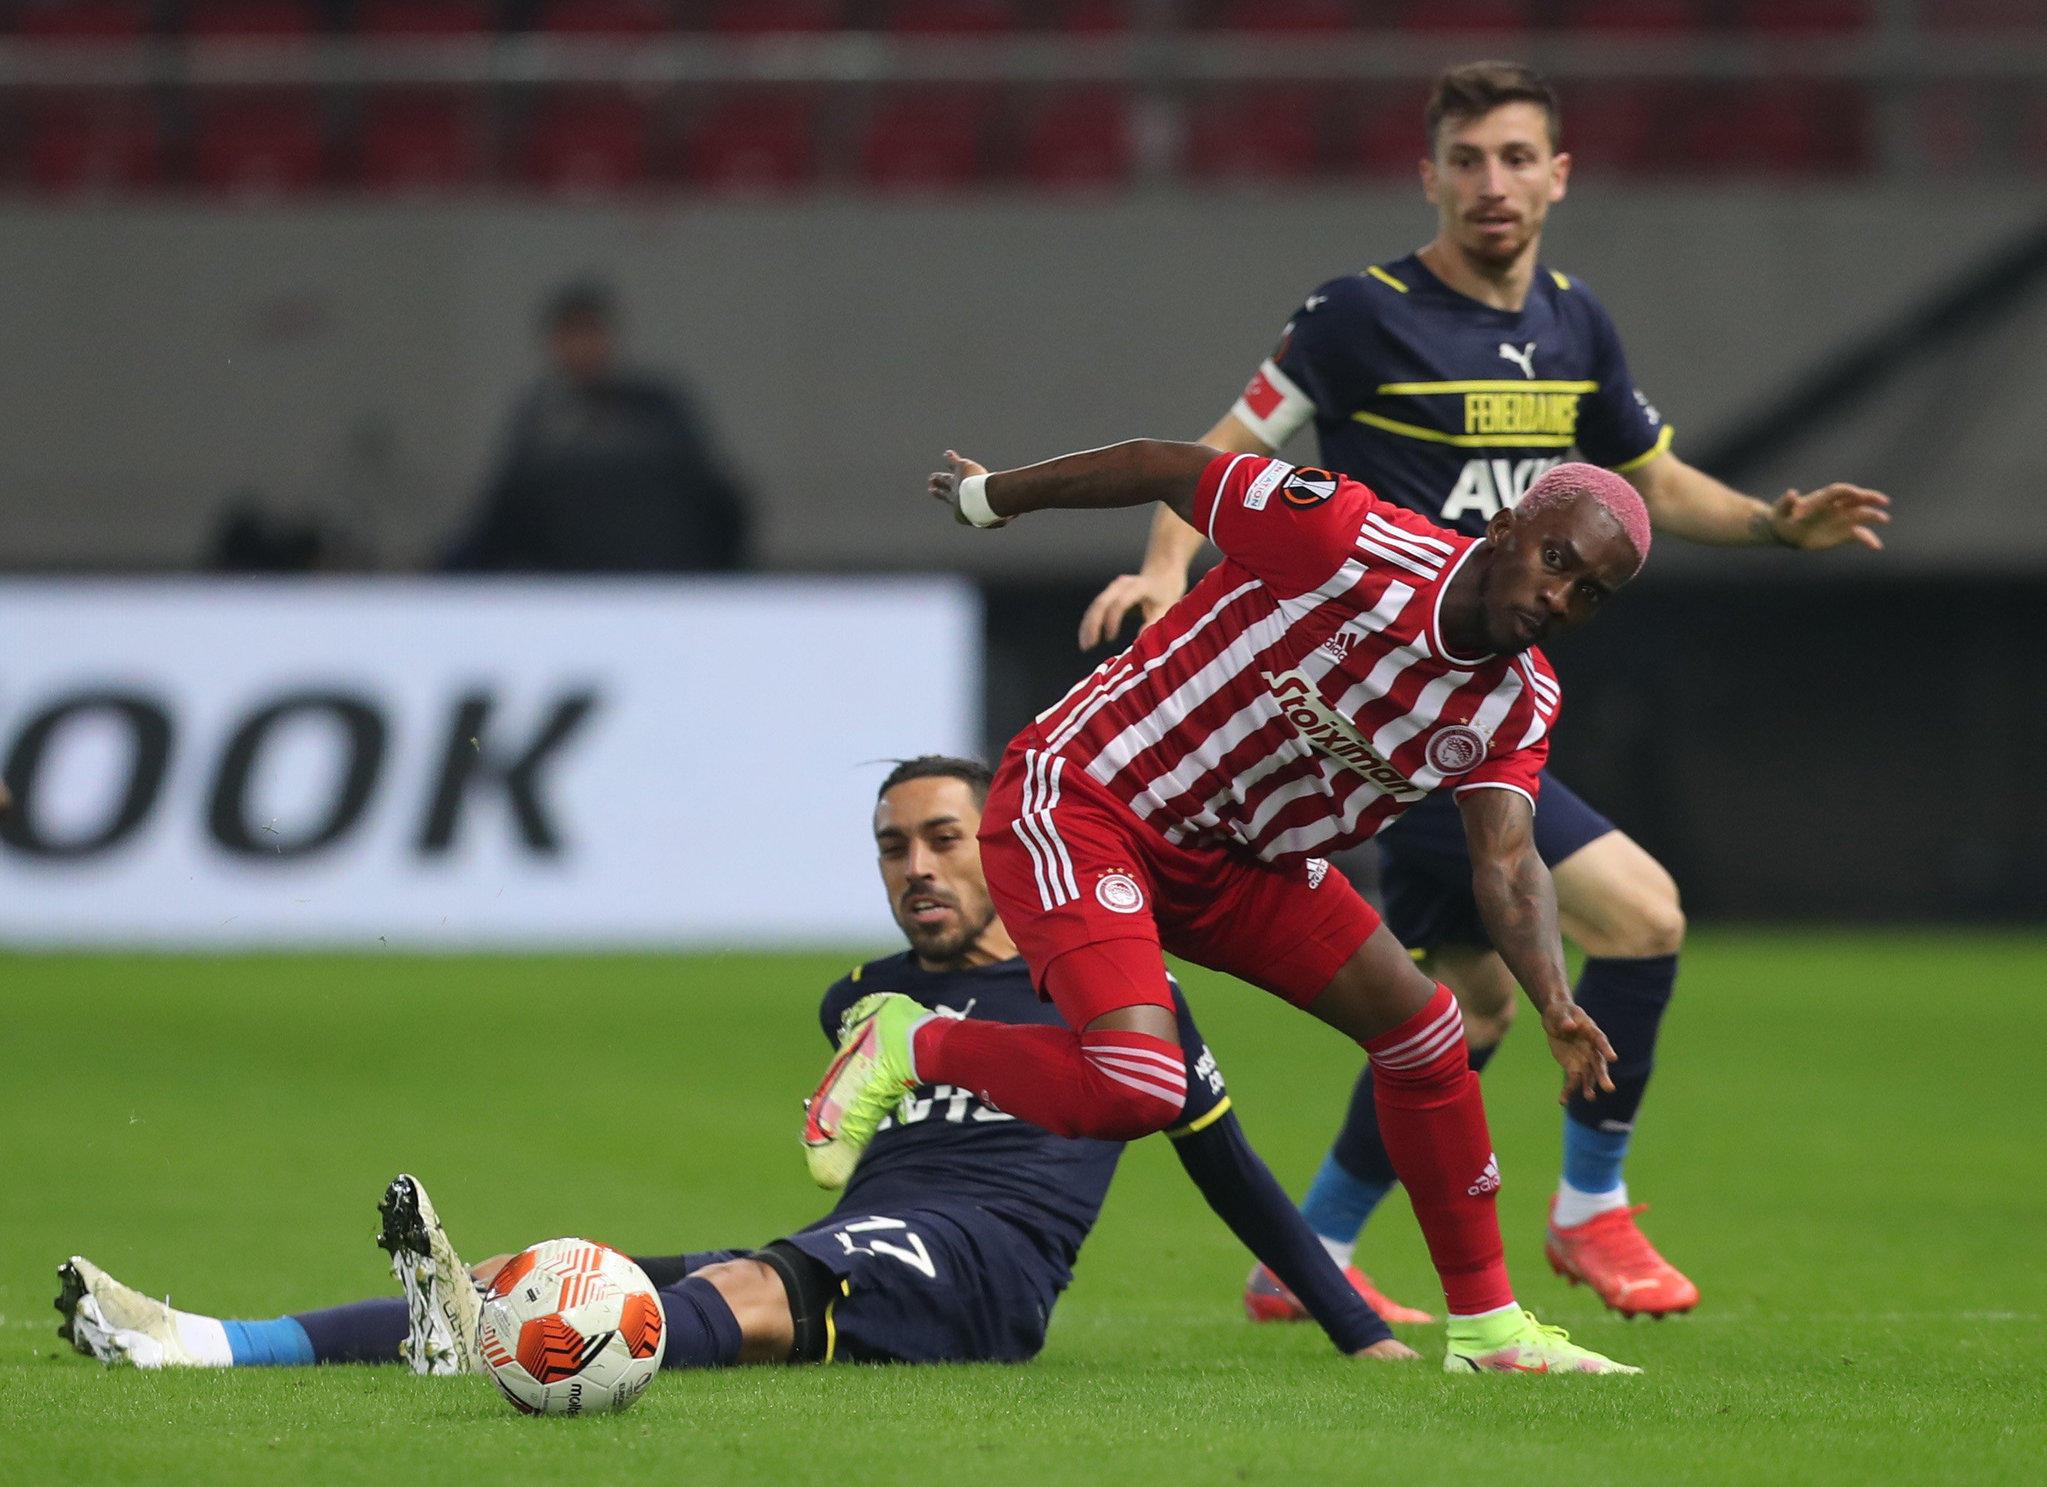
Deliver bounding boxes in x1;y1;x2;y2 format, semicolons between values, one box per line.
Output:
1498;341;1538;379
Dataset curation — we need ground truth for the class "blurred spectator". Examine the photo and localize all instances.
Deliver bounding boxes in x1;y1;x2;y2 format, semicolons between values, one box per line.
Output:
441;280;752;573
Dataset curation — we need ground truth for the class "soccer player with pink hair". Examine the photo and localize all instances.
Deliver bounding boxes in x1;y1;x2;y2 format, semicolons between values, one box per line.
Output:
1076;61;1888;1326
805;439;1651;1374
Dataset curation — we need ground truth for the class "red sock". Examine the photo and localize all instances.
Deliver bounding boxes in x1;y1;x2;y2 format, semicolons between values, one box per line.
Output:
914;1019;1185;1141
1366;984;1514;1316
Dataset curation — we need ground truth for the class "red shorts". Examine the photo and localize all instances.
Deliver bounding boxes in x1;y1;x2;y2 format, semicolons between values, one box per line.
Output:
979;732;1381;1026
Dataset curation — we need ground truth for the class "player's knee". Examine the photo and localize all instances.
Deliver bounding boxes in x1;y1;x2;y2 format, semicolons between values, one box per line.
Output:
1606;890;1684;959
1078;1028;1186;1140
1463;997;1515;1048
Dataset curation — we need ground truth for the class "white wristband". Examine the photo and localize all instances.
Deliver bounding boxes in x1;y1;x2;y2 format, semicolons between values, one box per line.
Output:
956;473;1003;529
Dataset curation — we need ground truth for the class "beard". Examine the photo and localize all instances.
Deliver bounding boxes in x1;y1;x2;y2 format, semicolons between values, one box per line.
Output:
902;900;998;967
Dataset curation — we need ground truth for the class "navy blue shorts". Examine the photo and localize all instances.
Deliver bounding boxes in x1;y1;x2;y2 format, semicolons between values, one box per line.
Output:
1377;771;1616;952
780;1204;1067;1365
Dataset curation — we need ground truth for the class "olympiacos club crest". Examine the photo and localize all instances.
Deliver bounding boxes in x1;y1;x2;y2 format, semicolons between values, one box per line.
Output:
1426;725;1487;776
1095;873;1146;914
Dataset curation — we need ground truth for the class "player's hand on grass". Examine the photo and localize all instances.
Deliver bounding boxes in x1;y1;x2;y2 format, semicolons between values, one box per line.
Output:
1354;1337;1422;1361
1768;483;1890;551
1541;999;1617;1103
1078;568;1189;650
929;450;1004;527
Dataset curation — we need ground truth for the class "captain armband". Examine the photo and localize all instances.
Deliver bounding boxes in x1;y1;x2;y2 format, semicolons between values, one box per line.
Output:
1231;359;1316;449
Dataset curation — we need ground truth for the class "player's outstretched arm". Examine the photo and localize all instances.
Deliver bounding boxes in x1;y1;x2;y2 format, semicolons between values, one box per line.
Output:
930;440;1219;531
1168;1109;1415;1360
1459;787;1616;1102
1076;412;1275;651
1629;450;1890;551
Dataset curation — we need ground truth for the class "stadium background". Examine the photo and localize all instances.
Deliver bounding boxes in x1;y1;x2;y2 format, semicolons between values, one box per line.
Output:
4;1;2047;925
1;9;2044;1482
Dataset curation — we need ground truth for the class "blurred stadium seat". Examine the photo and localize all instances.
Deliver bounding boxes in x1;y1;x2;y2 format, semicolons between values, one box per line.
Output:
1561;0;1701;31
192;90;328;195
24;93;162;193
355;0;496;35
1184;87;1327;184
1392;0;1529;31
184;0;319;37
519;89;656;191
1672;81;1871;174
704;0;842;31
858;89;989;191
1558;81;1664;174
886;0;1016;33
13;0;151;37
1922;0;2047;24
534;0;675;34
680;88;819;191
1021;88;1131;190
356;89;486;192
1351;85;1428;177
1050;0;1130;31
1732;0;1870;32
1212;0;1358;33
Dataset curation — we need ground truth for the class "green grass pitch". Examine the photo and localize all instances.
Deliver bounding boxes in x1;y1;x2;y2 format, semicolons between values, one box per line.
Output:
2;932;2042;1485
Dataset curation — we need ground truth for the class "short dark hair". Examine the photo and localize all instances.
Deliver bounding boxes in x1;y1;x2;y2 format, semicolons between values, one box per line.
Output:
542;276;616;330
877;754;992;805
1426;61;1560;155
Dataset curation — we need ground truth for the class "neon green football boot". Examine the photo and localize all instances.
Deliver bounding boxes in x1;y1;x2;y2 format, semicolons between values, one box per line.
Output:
802;992;928;1189
1443;1307;1642;1375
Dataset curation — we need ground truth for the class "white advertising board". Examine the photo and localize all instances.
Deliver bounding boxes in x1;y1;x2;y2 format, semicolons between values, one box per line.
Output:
0;578;979;947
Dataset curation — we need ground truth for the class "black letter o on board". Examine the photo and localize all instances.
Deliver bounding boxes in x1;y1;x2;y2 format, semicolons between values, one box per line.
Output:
1;693;174;858
209;693;386;858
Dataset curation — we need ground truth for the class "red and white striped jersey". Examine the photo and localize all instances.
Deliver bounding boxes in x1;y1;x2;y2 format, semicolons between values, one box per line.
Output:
1034;453;1559;865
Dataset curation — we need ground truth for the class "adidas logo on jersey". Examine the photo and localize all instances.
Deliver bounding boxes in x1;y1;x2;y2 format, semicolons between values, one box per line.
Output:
1468;1153;1502;1197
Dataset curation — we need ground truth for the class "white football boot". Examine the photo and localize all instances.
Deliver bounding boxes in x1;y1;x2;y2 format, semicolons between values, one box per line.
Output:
56;1256;218;1368
376;1174;484;1377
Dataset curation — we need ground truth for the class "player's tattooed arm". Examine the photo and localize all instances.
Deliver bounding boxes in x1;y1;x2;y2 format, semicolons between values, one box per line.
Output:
1459;787;1616;1102
1629;451;1890;551
928;441;1220;528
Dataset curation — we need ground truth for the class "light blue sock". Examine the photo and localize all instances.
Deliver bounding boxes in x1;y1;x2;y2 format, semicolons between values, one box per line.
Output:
1299;1151;1395;1245
1561;1117;1631;1195
220;1317;316;1367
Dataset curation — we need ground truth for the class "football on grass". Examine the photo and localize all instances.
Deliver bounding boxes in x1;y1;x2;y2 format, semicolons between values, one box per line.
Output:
477;1238;666;1415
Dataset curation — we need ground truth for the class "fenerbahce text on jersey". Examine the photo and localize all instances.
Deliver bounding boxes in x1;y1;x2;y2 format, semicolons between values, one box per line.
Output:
1231;253;1670;537
1034;454;1557;864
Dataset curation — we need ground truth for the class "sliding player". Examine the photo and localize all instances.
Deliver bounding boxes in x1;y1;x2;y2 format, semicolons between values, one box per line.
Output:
1076;61;1890;1320
56;757;1412;1373
805;443;1651;1374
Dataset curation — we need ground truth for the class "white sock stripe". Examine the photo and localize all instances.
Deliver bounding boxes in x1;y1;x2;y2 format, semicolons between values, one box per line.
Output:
1085;1044;1188;1076
1376;1009;1467;1067
1089;1054;1190;1089
1088;1061;1188;1108
1372;1019;1467;1071
1374;999;1463;1060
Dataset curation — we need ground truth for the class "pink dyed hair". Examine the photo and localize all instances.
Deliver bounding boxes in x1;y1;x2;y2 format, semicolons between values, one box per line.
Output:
1515;462;1651;574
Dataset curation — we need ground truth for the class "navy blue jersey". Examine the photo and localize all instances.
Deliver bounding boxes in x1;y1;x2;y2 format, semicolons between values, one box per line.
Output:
1230;252;1670;538
818;953;1226;1277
